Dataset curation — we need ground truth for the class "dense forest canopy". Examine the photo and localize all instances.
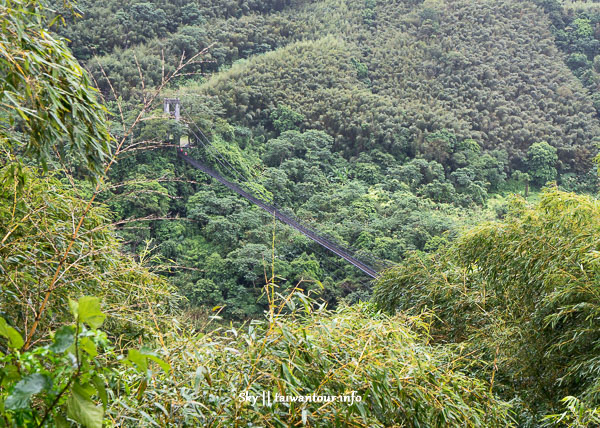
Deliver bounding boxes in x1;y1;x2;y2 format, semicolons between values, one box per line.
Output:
58;0;600;168
43;0;600;319
3;0;600;426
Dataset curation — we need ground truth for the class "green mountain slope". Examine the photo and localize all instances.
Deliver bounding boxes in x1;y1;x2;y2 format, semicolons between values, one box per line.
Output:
200;0;599;172
48;0;600;317
59;0;600;173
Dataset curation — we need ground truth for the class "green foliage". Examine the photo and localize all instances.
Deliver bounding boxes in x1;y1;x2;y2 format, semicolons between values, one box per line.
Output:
108;293;513;427
1;296;109;427
0;2;175;426
53;0;299;60
270;105;305;133
350;57;370;84
191;0;598;173
544;2;600;121
543;396;600;427
0;166;177;341
110;122;501;317
374;189;600;422
47;0;600;320
573;17;593;38
362;0;377;25
0;165;178;425
0;318;24;350
152;127;496;316
0;0;111;178
6;1;600;425
0;296;170;427
527;141;558;185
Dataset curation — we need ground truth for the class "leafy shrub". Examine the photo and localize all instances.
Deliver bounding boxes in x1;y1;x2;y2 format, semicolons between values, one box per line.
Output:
0;167;177;343
0;296;111;427
109;291;514;427
527;141;558;186
270;105;305;133
1;0;110;178
374;188;600;421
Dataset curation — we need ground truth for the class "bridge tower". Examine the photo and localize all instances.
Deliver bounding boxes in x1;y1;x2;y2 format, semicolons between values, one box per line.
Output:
164;98;189;147
163;98;180;121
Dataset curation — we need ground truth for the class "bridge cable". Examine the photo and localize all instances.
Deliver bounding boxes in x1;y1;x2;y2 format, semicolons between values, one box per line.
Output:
179;116;389;276
177;150;379;279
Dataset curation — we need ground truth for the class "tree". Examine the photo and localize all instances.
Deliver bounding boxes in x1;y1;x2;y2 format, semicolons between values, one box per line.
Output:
269;105;304;133
512;170;530;197
526;142;558;186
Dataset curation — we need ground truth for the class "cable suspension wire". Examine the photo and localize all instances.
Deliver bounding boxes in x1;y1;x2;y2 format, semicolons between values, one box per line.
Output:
178;115;391;276
183;114;278;206
177;149;379;278
183;114;256;189
273;205;391;272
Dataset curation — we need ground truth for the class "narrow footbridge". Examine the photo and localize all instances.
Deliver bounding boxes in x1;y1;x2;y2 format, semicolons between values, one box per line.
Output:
178;149;379;278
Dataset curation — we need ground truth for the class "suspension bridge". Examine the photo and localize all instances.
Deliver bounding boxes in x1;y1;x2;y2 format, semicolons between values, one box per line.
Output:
166;99;385;279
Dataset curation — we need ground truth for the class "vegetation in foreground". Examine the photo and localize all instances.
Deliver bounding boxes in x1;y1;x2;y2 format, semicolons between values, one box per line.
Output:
375;188;600;426
3;0;600;426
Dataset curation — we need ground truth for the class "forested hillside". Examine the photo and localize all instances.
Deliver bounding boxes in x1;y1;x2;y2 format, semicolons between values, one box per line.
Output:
201;0;598;171
60;0;600;166
45;0;600;318
3;0;600;426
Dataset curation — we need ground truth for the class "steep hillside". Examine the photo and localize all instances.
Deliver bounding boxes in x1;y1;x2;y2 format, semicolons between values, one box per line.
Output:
200;0;599;172
58;0;600;173
48;0;600;317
